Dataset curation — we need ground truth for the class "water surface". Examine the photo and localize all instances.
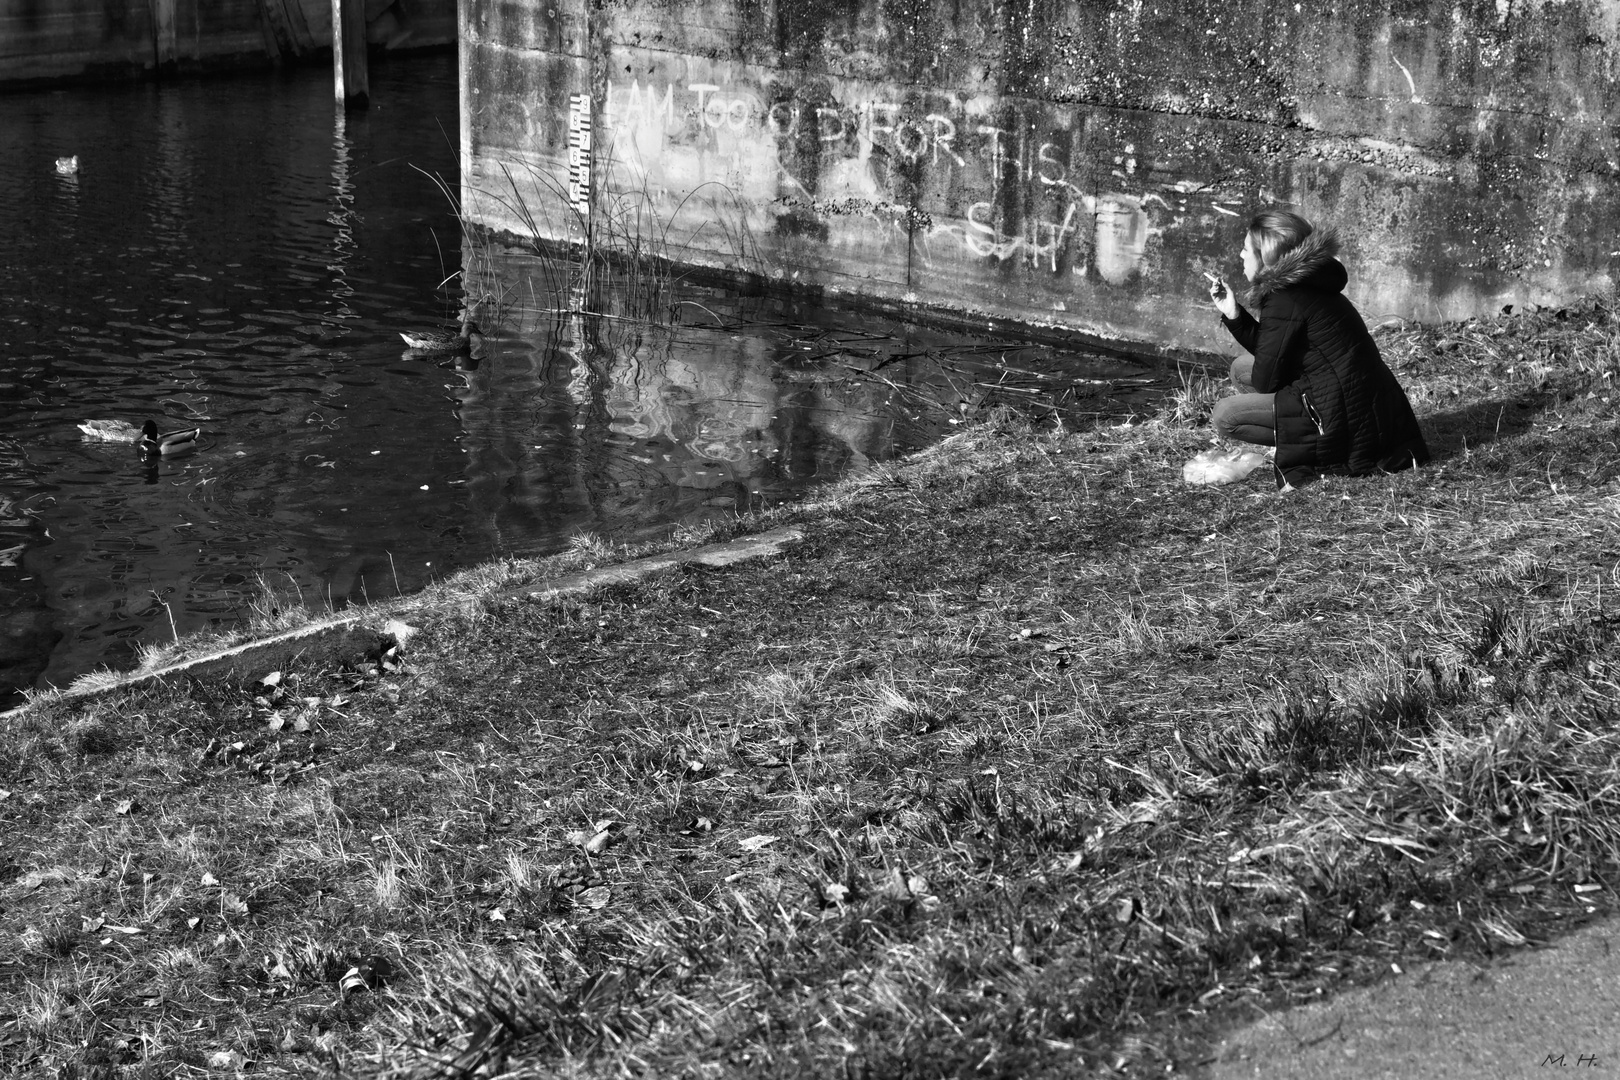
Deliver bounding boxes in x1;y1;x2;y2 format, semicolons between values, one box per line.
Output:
0;54;1166;704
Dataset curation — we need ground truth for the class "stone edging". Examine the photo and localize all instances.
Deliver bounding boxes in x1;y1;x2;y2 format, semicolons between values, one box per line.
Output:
4;526;804;718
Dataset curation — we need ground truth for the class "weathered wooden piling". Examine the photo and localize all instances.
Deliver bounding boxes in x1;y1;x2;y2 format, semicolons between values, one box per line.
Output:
149;0;177;72
332;0;369;107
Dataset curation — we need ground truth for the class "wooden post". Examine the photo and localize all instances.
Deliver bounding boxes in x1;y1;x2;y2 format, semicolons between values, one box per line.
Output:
149;0;177;73
332;0;369;107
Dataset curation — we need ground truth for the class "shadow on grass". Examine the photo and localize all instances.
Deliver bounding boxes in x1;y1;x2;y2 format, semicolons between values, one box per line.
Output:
1420;388;1549;460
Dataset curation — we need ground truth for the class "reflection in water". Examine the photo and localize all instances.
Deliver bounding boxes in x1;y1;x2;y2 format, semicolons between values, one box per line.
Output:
0;54;1165;705
0;440;56;693
452;247;1166;558
330;108;358;321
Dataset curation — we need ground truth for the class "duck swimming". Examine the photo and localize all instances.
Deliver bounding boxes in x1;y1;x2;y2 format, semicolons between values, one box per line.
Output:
55;156;79;175
139;420;201;457
400;320;482;354
78;419;143;442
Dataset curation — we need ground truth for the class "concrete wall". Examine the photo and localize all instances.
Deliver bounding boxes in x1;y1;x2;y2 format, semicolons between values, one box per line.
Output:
0;0;455;87
460;0;1620;355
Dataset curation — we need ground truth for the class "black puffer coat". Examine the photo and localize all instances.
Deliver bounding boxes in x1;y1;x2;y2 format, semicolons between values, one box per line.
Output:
1221;227;1430;488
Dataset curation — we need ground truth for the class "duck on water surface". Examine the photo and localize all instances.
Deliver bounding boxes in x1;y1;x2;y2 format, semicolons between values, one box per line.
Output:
139;421;201;457
78;419;203;456
400;320;482;354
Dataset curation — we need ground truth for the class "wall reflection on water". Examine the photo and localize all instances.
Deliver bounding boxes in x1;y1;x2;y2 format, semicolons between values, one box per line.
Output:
445;256;1165;565
446;264;949;555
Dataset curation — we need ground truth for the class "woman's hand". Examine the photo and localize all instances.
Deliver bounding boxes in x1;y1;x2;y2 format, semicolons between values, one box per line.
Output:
1205;271;1239;320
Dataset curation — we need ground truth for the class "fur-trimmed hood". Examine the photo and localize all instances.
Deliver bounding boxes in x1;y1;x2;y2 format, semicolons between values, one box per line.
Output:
1245;226;1345;304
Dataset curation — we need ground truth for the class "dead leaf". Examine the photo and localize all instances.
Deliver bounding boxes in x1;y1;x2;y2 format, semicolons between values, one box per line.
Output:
738;834;779;853
487;907;507;922
200;871;219;887
114;798;139;816
220;893;249;918
355;955;395;988
823;883;850;903
876;866;910;900
260;672;282;688
206;1050;246;1071
81;915;105;933
577;885;611;909
569;820;634;853
384;619;419;651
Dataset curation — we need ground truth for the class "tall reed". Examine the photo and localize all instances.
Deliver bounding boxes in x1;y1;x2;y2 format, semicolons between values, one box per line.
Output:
419;133;763;338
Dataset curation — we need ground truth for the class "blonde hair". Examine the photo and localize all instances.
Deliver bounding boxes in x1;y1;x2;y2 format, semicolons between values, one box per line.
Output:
1246;210;1315;269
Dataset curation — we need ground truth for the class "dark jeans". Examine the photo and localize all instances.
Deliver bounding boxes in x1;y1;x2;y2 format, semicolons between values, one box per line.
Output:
1211;356;1275;446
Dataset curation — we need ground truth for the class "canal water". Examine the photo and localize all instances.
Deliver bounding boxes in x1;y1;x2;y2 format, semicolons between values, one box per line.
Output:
0;52;1167;705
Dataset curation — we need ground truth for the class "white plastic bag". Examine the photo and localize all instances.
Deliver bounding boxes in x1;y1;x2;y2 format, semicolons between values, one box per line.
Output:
1182;446;1271;485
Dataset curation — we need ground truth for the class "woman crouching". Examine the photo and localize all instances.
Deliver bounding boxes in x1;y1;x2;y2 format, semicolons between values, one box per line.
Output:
1207;210;1429;490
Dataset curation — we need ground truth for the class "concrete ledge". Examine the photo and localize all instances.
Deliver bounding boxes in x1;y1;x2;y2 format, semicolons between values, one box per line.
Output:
4;526;803;718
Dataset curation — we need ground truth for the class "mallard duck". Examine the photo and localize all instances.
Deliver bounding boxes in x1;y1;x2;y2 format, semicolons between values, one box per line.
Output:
55;156;79;175
139;420;201;457
400;320;481;354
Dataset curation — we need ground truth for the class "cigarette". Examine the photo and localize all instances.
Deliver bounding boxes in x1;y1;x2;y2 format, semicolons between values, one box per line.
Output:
1202;271;1220;282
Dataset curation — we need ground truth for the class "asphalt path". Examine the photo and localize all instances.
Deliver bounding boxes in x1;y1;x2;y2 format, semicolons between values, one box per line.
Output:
1200;915;1619;1079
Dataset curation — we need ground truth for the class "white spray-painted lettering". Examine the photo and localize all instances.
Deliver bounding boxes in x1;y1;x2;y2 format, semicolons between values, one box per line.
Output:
605;79;675;126
600;75;1157;278
966;199;1089;270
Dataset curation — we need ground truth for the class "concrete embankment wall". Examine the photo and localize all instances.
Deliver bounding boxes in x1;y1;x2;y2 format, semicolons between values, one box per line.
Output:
0;0;454;87
460;0;1620;356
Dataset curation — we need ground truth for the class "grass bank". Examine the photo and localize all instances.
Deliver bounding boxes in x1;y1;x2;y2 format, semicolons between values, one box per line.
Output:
3;302;1619;1078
